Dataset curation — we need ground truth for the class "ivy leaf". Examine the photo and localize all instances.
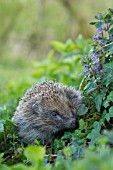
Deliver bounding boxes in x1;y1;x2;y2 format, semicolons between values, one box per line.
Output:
87;129;102;145
93;121;102;131
105;107;113;122
84;82;97;93
108;46;113;55
94;93;105;112
105;113;110;122
77;104;88;115
103;130;113;144
109;28;113;37
109;106;113;118
102;62;113;86
103;100;109;108
103;91;113;108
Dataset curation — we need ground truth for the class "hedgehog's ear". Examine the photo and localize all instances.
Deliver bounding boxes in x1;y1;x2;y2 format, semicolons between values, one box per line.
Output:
64;87;78;100
32;100;42;114
64;87;81;108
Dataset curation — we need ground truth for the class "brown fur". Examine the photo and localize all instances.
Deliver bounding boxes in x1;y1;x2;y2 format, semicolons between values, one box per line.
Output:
12;81;81;144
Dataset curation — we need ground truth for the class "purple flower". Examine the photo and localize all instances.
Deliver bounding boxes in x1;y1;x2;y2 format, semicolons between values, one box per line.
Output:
94;62;100;70
99;40;104;44
91;54;99;61
84;66;89;73
94;54;99;57
93;36;99;41
73;155;80;159
97;28;102;34
100;69;104;73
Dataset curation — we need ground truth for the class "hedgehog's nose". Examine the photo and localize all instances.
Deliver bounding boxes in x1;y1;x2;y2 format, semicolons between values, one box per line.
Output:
70;119;76;128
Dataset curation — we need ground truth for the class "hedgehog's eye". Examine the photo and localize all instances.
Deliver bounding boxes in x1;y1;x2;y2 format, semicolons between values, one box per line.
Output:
51;111;57;117
50;111;62;120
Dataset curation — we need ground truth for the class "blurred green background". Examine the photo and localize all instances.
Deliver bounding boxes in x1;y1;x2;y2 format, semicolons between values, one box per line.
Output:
0;0;113;86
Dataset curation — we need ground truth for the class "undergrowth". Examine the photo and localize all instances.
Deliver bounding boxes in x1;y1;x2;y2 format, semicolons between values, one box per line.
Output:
0;9;113;170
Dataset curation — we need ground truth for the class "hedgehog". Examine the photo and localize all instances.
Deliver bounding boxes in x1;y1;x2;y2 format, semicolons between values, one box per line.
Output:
12;81;81;144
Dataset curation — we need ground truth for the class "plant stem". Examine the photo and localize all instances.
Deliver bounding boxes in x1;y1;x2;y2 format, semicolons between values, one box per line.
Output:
90;68;101;92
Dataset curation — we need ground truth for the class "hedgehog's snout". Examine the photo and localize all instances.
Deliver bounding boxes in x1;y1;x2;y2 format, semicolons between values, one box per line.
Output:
63;118;76;130
71;118;80;129
70;119;76;128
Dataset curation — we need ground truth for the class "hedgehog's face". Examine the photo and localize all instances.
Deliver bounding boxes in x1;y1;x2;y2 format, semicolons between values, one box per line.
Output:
31;89;78;133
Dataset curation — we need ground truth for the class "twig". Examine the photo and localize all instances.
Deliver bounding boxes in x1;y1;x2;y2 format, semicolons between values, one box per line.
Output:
94;41;113;54
2;155;10;163
3;127;7;150
45;154;57;157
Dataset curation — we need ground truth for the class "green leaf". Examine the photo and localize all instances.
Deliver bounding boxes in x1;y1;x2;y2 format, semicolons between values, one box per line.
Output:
95;13;103;20
87;129;102;145
94;93;105;112
62;51;81;58
109;106;113;117
103;130;113;144
0;165;11;170
4;119;15;127
103;91;113;108
95;21;103;28
109;8;113;14
0;107;7;119
109;28;113;36
105;107;113;122
90;21;97;25
104;43;113;55
93;121;102;131
104;13;112;19
77;104;88;115
105;113;110;122
109;46;113;55
12;164;32;170
79;119;86;130
103;62;113;86
103;100;109;108
24;146;45;166
0;121;4;132
64;39;76;52
63;147;72;157
0;153;4;164
84;82;97;93
51;41;65;52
